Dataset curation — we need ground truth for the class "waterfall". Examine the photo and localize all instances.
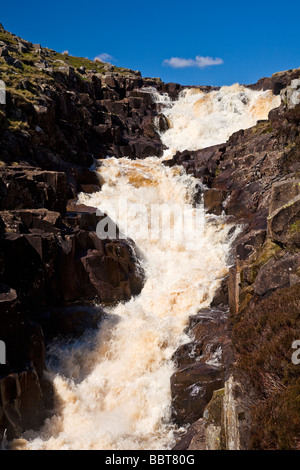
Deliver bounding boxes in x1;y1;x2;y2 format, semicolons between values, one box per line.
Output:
12;85;280;450
154;84;280;158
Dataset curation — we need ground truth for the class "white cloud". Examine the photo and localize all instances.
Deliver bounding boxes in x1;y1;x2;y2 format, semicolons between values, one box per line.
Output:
94;53;115;64
163;55;224;69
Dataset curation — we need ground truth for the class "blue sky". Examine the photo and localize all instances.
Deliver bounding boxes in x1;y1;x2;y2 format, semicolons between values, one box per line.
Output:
1;0;299;86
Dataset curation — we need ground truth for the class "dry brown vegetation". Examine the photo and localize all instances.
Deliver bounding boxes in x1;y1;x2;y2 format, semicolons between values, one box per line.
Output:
232;283;300;449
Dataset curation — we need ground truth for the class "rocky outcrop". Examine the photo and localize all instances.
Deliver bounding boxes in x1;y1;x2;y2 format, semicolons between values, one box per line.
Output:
0;366;47;441
0;29;185;160
171;363;223;425
0;282;47;440
248;68;300;95
0;167;67;213
171;307;232;426
1;212;141;304
0;27;185;202
280;79;300;109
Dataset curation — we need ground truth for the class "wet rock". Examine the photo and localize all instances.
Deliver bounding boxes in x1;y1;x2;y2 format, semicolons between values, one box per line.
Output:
0;206;144;307
0;366;46;440
236;230;266;262
171;305;233;428
65;201;104;231
18;367;46;431
0;208;62;234
79;184;101;193
173;418;206;450
156;113;169;132
130;138;162;158
0;284;45;374
210;276;229;307
171;362;223;425
203;188;226;215
160;82;183;100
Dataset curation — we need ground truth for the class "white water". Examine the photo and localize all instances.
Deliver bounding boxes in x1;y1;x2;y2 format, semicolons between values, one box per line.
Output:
153;84;280;158
12;85;280;450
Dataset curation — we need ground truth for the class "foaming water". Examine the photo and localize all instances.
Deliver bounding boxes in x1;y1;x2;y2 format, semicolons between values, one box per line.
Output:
11;83;277;450
13;158;235;450
155;84;280;156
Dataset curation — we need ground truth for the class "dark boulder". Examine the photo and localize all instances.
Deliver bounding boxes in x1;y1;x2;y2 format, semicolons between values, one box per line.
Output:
0;366;47;440
203;188;226;215
171;307;231;426
171;362;223;425
0;169;67;214
0;284;45;374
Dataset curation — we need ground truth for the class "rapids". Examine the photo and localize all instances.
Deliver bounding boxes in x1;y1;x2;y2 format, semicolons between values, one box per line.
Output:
12;84;280;450
153;84;280;158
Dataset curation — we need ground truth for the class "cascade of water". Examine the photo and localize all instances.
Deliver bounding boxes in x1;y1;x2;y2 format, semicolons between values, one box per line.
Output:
155;84;280;158
13;85;280;450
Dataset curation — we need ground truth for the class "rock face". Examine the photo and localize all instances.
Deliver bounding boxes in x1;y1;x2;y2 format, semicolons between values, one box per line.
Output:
0;208;143;306
0;168;67;212
280;79;300;109
171;307;231;426
171;363;223;425
0;282;46;440
170;71;300;450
